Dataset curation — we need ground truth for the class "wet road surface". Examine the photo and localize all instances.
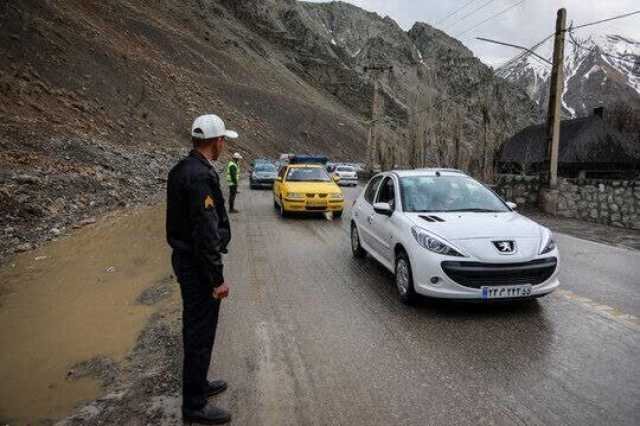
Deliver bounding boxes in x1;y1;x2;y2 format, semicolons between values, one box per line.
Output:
212;183;639;426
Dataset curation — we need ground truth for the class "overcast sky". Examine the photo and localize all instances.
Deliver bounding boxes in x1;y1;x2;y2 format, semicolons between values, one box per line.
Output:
306;0;640;67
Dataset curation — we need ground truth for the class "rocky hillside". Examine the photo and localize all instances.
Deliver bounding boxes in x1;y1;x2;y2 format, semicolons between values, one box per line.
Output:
223;0;539;170
1;0;538;258
0;0;367;258
498;33;640;118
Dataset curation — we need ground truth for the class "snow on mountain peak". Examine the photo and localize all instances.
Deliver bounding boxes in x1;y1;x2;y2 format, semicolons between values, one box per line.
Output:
498;33;640;117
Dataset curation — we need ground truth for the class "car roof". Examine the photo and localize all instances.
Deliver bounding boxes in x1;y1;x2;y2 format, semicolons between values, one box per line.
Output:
287;164;323;169
384;168;468;178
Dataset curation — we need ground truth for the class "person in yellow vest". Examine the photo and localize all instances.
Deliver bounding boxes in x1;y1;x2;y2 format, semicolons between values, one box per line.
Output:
225;152;242;213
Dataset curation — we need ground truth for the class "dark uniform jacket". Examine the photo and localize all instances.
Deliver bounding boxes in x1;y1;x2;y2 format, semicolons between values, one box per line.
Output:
166;150;231;287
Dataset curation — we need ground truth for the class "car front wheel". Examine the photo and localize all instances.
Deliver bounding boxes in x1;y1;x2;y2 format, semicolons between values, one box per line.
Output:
395;251;417;305
351;223;366;258
279;197;288;218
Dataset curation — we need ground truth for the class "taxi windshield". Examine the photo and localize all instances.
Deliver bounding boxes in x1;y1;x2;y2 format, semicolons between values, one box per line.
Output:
286;167;331;182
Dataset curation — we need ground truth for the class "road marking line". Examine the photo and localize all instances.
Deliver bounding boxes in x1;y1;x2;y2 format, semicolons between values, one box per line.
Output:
555;289;640;331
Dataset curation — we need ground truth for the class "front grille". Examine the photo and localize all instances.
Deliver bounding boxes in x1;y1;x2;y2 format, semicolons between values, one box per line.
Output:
306;193;315;198
318;194;328;198
441;257;557;288
306;206;327;211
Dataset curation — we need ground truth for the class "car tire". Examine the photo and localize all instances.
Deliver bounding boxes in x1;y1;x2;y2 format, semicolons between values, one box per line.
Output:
279;197;288;218
351;223;366;258
395;251;417;305
334;210;343;219
274;196;279;210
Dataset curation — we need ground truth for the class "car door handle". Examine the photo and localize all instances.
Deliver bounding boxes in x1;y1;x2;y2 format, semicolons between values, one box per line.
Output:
367;215;373;224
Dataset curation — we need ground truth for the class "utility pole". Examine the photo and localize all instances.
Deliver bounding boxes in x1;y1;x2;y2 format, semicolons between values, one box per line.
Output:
364;65;393;174
545;8;566;188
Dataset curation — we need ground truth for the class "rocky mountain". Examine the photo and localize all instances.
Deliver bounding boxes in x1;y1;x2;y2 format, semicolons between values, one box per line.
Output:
223;0;539;171
498;33;640;118
1;0;538;258
0;0;367;258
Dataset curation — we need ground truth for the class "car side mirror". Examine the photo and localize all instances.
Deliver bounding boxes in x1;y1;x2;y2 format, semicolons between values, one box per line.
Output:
506;201;517;210
333;175;341;183
373;202;393;216
276;177;283;182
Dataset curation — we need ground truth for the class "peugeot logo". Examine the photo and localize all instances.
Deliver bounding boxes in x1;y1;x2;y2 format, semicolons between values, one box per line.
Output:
493;240;516;254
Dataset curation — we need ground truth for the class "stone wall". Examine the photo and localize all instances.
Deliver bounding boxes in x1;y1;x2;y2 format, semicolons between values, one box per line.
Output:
556;178;640;230
494;174;640;230
494;174;541;208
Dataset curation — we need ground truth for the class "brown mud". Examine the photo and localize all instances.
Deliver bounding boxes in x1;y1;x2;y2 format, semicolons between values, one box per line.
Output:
0;202;173;424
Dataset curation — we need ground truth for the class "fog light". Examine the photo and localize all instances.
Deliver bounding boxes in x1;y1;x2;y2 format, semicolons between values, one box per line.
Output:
430;276;441;284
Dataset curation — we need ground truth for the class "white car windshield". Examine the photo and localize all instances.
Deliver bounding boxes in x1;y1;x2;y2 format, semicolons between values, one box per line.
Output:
337;166;354;172
287;167;331;182
399;175;509;213
255;164;276;173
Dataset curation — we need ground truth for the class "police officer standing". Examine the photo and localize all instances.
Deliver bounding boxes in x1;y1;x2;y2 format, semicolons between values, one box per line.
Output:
166;114;237;424
225;152;242;213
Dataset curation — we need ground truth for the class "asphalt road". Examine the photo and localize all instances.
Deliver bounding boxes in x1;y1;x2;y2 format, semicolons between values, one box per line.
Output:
210;183;640;426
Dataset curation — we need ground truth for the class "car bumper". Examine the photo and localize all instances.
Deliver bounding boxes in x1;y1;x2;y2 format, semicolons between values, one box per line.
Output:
411;252;560;300
337;177;358;185
251;179;275;187
282;198;344;212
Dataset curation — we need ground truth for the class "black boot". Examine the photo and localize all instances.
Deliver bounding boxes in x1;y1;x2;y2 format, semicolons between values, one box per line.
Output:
207;379;228;397
183;404;231;425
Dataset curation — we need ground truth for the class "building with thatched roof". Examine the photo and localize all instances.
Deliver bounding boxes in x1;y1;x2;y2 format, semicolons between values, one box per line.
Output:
498;108;640;178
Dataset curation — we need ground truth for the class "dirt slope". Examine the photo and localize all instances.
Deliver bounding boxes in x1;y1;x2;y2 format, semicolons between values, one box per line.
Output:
0;0;367;258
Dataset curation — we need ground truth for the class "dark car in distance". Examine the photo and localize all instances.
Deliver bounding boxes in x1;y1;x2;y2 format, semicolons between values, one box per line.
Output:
250;162;278;189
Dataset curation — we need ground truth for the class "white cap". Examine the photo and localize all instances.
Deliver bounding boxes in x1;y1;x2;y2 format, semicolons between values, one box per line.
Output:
191;114;239;140
232;152;243;159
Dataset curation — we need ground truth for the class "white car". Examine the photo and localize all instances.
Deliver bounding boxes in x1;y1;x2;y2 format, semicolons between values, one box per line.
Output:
334;165;358;186
350;169;560;304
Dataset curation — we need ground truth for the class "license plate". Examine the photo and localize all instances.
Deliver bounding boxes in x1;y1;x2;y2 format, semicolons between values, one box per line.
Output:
307;201;326;207
481;284;532;299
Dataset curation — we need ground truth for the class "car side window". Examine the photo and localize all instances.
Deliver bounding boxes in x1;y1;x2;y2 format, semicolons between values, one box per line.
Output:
376;177;396;210
278;166;287;180
364;176;383;204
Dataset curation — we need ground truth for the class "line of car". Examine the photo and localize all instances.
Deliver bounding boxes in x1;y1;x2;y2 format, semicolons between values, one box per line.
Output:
249;157;560;304
250;156;361;218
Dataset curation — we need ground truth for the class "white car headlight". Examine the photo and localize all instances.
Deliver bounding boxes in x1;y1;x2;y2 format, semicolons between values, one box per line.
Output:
287;192;305;199
411;226;465;257
329;193;343;199
539;228;556;254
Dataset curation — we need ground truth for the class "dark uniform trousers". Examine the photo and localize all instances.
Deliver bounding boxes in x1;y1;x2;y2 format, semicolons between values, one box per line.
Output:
172;251;221;410
166;150;231;411
229;185;238;211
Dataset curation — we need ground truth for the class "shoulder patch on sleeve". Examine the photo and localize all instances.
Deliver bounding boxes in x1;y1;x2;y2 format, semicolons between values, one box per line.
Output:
204;195;215;209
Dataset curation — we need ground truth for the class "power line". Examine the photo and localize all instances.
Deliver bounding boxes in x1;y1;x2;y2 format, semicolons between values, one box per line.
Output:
476;37;552;64
494;32;554;71
569;10;640;31
444;0;500;29
456;0;526;38
437;0;479;25
490;9;639;70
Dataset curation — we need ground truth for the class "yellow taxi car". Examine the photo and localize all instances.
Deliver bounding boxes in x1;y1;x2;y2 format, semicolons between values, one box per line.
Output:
273;164;344;218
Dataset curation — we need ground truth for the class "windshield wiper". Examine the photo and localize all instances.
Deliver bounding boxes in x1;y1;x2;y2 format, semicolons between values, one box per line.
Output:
447;208;503;212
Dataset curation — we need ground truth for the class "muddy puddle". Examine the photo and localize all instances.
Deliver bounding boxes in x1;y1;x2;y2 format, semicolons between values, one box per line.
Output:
0;204;171;424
